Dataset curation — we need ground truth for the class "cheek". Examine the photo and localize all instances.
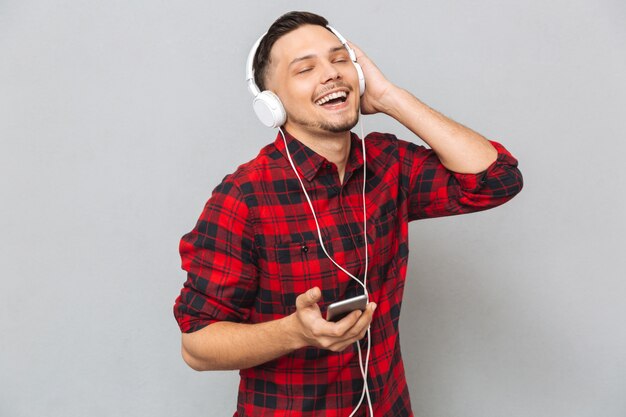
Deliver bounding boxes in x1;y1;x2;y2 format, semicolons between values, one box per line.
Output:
345;66;360;90
282;80;314;108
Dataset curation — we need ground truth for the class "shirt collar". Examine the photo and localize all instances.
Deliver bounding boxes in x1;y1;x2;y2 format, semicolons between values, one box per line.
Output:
273;130;365;182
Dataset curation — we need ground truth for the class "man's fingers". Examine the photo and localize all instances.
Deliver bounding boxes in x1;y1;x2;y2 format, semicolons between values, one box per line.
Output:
306;306;364;341
342;302;376;336
331;309;364;335
360;302;377;326
348;41;364;59
295;287;322;310
330;302;377;337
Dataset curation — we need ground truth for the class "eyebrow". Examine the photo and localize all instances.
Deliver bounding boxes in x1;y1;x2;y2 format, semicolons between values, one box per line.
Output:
288;46;346;68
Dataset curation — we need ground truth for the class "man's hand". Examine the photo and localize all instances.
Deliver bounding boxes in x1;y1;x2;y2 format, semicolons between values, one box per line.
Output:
289;287;376;352
349;42;397;115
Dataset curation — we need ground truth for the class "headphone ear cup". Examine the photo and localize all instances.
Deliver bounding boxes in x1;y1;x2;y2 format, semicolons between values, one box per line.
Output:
253;91;286;128
353;62;366;96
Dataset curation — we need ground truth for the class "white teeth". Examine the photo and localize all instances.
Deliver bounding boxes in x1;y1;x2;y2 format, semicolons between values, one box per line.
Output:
315;91;347;105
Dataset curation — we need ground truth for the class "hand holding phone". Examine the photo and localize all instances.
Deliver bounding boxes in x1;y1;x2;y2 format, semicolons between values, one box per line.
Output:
292;288;375;352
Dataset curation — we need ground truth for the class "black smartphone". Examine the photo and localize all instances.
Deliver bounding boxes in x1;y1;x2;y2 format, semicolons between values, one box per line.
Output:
326;294;368;322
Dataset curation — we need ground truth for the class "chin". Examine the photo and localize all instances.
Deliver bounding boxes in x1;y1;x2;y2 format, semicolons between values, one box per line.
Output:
286;104;360;135
321;112;360;133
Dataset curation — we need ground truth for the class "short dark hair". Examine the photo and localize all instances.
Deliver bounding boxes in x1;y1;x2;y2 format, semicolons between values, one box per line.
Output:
252;11;329;91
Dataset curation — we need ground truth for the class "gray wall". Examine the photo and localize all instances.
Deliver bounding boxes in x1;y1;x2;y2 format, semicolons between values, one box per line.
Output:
1;1;624;416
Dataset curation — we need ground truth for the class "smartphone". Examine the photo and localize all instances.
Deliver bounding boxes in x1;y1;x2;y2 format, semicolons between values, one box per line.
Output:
326;294;368;322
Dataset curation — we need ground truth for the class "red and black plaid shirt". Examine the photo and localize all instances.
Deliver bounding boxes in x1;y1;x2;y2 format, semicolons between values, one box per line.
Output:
174;130;522;416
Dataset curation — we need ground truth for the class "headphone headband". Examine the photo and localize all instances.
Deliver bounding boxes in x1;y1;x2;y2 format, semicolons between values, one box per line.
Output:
245;32;265;97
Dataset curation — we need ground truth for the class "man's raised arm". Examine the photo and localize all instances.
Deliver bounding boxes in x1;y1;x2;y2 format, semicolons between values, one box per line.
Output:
352;43;498;174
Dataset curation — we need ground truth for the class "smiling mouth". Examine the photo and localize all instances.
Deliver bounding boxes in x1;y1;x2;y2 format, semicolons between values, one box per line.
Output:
315;91;348;106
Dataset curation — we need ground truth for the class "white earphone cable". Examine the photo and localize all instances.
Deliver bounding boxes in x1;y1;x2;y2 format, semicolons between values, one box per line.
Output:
348;117;373;417
279;114;373;416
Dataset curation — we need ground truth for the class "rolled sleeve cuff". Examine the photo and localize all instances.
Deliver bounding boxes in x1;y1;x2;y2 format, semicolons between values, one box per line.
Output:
453;140;519;192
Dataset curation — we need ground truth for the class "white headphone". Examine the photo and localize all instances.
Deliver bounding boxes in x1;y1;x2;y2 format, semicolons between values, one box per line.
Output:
245;25;366;128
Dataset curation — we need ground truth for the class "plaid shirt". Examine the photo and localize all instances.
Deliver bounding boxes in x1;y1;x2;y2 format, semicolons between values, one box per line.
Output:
174;130;523;416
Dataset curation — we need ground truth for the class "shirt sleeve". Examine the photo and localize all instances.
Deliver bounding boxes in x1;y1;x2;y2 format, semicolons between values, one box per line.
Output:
173;179;258;333
401;140;523;221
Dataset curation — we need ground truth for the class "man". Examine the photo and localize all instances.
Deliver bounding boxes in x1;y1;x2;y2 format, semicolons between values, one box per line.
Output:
173;11;522;416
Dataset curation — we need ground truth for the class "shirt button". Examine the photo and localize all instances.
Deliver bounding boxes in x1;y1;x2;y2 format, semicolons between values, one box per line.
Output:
301;244;309;253
325;163;332;169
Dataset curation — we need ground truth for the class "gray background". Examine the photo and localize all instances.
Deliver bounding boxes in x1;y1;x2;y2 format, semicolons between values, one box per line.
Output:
1;1;624;416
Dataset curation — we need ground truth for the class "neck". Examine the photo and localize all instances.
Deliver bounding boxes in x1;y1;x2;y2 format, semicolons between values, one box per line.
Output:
285;125;351;182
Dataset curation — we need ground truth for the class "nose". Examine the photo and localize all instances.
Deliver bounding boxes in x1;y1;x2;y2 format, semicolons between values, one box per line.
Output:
319;59;341;84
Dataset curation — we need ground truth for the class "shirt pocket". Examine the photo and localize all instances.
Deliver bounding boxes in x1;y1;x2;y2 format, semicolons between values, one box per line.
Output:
271;237;363;315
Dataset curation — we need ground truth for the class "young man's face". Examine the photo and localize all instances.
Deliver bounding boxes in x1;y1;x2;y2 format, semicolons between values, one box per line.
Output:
265;24;360;137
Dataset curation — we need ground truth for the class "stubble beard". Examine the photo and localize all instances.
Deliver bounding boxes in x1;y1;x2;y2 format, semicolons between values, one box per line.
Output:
288;107;360;134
